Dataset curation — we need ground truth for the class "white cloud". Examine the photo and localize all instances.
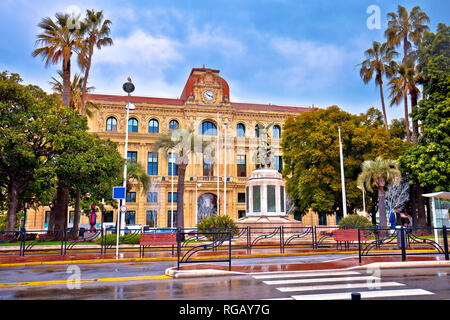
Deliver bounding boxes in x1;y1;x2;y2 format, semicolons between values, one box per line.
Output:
186;24;246;58
93;29;183;70
269;37;349;87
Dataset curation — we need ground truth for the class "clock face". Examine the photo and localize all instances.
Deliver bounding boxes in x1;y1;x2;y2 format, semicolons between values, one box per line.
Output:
204;90;214;101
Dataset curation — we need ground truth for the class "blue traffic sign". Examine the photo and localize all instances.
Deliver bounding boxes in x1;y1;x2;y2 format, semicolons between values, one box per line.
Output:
113;186;126;199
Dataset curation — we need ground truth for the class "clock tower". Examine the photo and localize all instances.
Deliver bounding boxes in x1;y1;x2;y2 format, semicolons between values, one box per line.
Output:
180;67;230;105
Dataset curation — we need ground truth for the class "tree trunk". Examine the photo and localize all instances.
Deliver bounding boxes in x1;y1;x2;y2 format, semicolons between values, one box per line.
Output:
376;177;387;227
379;79;389;131
6;178;30;231
411;93;419;145
53;184;69;238
72;188;81;239
6;182;20;231
176;164;187;230
81;39;94;116
403;84;411;142
62;57;71;107
415;184;426;227
403;35;411;143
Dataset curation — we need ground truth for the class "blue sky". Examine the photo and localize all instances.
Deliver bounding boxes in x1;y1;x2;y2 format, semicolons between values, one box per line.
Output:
0;0;448;123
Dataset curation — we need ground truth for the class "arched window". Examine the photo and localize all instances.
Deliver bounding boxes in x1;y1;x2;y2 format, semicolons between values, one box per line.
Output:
200;121;217;136
148;119;159;133
128;118;138;133
169;120;179;131
273;125;281;138
255;124;260;138
106;117;117;132
236;123;245;137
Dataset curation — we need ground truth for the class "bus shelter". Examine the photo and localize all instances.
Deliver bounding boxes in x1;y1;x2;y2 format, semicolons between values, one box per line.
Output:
423;192;450;245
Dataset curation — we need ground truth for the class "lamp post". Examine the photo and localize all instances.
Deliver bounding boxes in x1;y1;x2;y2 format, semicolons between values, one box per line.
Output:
116;78;134;257
223;122;227;217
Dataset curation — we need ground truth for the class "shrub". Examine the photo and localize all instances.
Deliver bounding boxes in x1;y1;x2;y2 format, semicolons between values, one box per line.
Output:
197;215;239;240
338;214;372;228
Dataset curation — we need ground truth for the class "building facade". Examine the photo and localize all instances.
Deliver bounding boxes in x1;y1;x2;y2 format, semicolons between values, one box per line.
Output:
27;67;337;230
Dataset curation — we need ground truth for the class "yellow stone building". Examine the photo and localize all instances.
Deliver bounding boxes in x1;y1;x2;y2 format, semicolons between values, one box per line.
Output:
27;67;337;230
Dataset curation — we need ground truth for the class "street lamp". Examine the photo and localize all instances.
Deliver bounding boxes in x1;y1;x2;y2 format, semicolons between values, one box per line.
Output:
119;77;135;235
357;185;366;217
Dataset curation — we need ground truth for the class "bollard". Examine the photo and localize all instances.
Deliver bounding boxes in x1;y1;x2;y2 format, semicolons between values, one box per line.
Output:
351;292;361;300
443;226;449;261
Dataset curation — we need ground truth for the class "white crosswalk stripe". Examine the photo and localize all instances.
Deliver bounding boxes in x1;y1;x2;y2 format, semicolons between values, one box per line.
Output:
251;269;435;300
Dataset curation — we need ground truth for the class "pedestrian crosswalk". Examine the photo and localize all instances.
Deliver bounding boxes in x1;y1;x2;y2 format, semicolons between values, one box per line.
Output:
251;269;435;300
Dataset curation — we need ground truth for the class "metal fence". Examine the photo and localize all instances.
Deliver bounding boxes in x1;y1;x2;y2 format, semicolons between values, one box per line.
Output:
0;225;448;263
177;229;232;271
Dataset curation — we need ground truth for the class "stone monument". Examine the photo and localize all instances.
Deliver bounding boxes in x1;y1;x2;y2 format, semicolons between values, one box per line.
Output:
236;123;301;230
236;168;302;230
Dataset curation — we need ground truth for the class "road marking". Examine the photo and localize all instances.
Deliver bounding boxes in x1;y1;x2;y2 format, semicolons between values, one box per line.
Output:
263;276;380;286
253;270;360;279
291;289;434;300
277;281;405;292
0;275;171;288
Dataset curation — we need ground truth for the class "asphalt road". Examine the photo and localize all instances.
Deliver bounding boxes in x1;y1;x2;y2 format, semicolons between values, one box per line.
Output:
0;256;449;301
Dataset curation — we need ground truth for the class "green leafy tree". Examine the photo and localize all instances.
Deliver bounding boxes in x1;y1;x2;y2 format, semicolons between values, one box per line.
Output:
389;118;407;140
400;24;450;198
0;71;85;230
281;106;405;221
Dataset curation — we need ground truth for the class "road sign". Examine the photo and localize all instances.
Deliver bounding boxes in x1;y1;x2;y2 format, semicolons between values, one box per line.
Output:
120;205;127;213
113;186;126;199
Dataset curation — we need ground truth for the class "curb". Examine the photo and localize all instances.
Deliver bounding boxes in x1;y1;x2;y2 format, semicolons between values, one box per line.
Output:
350;260;450;270
165;267;243;278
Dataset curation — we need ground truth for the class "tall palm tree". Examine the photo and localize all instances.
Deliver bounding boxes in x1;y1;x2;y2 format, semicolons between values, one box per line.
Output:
357;157;402;228
32;13;85;107
79;9;113;116
387;58;421;144
385;5;430;142
359;41;398;131
154;127;209;230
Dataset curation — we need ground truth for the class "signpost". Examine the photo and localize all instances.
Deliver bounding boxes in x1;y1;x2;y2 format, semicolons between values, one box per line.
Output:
113;186;127;258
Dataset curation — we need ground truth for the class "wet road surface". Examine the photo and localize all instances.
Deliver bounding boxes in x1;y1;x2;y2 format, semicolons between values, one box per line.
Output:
0;255;449;300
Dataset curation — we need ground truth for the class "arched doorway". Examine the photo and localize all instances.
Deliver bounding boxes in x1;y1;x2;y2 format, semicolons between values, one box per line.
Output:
197;193;217;223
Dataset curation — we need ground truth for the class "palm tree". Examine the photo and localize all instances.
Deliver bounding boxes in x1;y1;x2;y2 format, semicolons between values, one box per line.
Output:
387;58;421;143
32;12;85;107
154;127;209;230
357;157;402;228
126;162;151;194
79;9;113;116
49;71;98;117
385;5;430;142
359;41;398;131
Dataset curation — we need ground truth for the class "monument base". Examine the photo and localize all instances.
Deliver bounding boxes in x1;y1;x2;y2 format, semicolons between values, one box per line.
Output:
236;215;302;232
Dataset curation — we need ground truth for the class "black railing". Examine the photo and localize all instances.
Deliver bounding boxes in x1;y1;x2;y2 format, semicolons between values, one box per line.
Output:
358;225;449;263
177;229;232;271
1;225;448;263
